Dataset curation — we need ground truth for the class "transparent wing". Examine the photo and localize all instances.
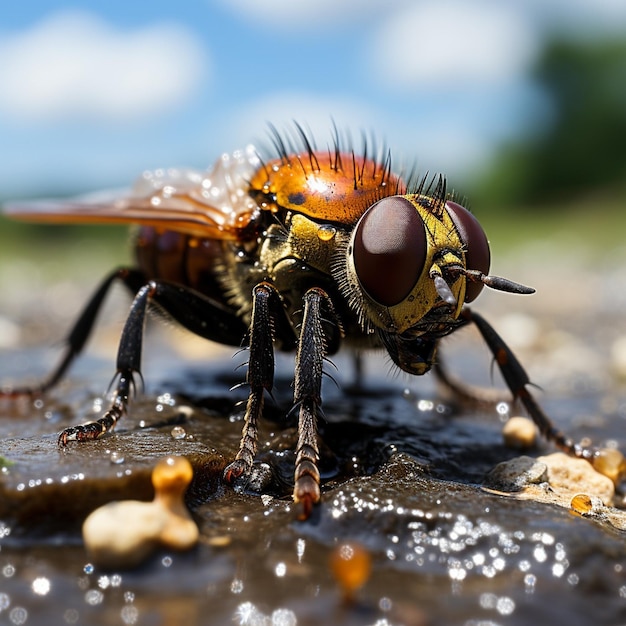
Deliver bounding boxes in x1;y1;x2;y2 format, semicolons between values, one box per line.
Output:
4;145;262;240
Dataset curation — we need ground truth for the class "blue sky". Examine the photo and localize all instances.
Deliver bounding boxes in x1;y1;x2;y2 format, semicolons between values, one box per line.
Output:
1;0;624;198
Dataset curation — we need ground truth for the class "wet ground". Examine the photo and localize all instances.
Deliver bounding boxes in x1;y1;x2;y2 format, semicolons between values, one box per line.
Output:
0;243;625;626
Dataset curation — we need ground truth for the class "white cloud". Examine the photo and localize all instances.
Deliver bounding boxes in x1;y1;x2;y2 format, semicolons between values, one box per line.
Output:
0;11;208;124
372;1;539;90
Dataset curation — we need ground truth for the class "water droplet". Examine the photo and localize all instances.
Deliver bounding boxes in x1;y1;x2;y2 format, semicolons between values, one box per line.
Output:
84;589;104;606
9;606;28;625
524;573;537;591
110;452;125;465
496;401;510;416
171;426;186;440
496;596;515;616
317;224;336;241
296;538;306;561
157;392;175;406
110;574;122;588
234;602;260;623
3;564;15;578
121;605;139;625
271;608;297;626
31;577;51;596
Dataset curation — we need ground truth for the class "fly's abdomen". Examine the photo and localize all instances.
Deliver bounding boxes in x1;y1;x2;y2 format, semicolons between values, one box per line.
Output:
134;227;227;301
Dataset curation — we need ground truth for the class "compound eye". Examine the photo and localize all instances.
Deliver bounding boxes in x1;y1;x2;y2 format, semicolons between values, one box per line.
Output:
445;200;491;302
353;196;426;306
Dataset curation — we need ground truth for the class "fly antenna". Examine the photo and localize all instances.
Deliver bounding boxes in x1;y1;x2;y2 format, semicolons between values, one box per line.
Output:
462;268;535;295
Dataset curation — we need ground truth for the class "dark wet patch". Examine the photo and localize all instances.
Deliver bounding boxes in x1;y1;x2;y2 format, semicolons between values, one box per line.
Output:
0;348;624;625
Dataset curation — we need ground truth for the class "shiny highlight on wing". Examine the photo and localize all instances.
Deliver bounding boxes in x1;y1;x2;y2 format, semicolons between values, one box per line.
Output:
4;146;262;241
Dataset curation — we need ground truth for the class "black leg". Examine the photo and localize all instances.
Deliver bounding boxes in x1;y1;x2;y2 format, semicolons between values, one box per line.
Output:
1;267;146;398
58;279;252;445
462;307;593;459
433;355;507;407
58;281;153;444
292;287;337;519
223;282;287;483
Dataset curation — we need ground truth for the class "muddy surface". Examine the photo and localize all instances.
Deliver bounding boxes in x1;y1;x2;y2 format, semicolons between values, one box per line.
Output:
0;250;625;626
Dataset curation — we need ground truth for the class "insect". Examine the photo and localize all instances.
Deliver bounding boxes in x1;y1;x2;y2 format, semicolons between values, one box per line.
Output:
3;125;622;519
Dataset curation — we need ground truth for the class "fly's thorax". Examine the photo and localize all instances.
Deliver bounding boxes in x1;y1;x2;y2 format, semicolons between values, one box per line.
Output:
258;212;346;278
344;195;467;335
248;151;404;225
250;212;344;322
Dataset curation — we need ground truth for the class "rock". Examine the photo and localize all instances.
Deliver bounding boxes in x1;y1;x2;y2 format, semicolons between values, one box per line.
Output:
83;456;199;569
483;452;626;531
539;452;614;505
483;455;548;492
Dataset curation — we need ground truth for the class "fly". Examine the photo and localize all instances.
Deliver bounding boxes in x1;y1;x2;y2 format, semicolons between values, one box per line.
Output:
3;124;623;519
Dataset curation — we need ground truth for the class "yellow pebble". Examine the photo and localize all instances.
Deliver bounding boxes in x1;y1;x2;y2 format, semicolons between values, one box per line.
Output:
591;448;626;484
82;456;198;569
502;416;537;450
570;493;604;516
570;493;594;514
330;543;371;601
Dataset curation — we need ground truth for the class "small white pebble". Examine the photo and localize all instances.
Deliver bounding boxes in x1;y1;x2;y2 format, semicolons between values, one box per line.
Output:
503;416;537;450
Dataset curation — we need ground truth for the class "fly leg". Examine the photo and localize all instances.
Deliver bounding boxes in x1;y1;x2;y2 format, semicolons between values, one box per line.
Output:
58;281;153;444
1;267;146;399
223;282;287;485
433;354;507;408
463;307;625;480
462;307;582;454
292;287;337;520
59;280;249;445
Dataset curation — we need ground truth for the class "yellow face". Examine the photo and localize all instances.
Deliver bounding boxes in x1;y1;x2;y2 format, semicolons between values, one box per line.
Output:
346;195;475;335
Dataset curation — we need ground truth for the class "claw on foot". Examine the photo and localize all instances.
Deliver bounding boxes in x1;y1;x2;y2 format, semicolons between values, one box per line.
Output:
293;473;320;521
223;459;250;484
58;422;106;446
57;410;120;446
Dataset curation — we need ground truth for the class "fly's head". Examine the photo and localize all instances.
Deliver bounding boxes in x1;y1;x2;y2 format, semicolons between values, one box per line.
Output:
344;191;533;375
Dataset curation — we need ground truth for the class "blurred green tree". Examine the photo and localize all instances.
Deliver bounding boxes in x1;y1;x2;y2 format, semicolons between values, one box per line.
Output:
478;38;626;208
